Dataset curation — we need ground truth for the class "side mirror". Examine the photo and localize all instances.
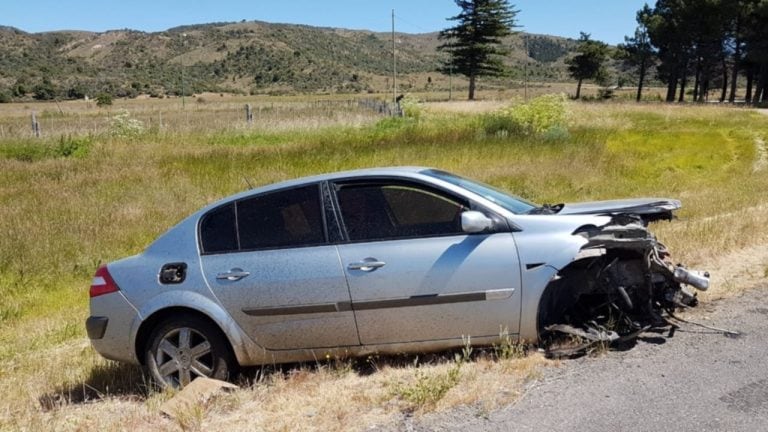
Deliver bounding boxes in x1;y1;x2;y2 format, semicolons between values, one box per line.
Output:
461;211;493;233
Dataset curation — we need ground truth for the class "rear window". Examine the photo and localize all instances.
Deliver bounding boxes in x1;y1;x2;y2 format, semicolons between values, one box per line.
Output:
237;185;325;250
199;184;326;254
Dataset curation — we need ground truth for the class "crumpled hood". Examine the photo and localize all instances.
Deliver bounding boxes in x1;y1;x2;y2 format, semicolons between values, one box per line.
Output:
557;198;681;221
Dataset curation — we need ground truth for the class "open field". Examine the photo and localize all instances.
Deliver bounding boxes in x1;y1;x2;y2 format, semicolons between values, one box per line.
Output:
0;84;669;139
1;95;767;431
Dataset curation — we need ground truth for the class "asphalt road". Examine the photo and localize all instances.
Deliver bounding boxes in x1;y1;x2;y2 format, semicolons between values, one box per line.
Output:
408;282;768;432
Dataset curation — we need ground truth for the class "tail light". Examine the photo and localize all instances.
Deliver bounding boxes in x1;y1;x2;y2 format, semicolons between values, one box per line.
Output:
90;265;120;298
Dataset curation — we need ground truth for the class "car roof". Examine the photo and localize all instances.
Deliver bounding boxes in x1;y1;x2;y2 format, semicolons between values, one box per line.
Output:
281;166;431;184
201;166;434;212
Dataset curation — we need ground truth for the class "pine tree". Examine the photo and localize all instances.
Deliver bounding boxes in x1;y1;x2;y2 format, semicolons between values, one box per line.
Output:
617;5;656;102
566;33;609;99
438;0;518;100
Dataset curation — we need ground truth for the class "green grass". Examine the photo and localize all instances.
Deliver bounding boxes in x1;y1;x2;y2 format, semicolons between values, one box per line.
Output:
1;100;767;430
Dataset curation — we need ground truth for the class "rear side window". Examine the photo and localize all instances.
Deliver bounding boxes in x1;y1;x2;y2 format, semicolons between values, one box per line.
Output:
336;183;467;241
237;185;325;250
199;184;326;254
200;203;238;254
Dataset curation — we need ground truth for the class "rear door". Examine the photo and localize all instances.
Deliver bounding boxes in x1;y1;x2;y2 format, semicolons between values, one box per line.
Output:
199;184;359;351
332;180;522;345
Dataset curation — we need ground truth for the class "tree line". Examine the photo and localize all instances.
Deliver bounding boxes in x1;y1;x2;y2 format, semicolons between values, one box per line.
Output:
620;0;768;104
439;0;768;103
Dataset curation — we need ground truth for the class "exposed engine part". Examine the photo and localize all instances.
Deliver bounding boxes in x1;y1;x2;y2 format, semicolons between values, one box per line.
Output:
665;285;698;308
616;286;633;309
539;217;708;358
666;311;741;337
545;324;619;342
673;266;710;291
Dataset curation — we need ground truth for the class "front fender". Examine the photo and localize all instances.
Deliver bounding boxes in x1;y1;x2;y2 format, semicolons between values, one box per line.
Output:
515;233;588;341
509;215;610;341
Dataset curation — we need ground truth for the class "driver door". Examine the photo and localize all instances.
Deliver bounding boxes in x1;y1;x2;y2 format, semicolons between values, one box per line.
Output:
332;180;522;345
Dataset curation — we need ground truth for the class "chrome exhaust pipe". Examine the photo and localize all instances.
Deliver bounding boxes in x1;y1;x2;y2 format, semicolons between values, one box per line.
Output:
673;266;710;291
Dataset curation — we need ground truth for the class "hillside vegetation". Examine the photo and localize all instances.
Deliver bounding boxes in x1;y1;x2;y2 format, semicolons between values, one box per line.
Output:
0;21;580;100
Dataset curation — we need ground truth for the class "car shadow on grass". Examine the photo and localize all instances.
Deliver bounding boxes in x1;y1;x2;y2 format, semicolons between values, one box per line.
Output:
237;345;524;387
39;362;152;411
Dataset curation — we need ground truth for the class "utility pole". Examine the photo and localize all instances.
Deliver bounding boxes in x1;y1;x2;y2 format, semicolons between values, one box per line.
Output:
392;9;397;104
524;33;529;101
181;33;187;109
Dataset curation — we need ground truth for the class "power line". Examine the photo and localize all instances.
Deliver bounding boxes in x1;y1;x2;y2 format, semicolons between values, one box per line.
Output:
393;14;437;34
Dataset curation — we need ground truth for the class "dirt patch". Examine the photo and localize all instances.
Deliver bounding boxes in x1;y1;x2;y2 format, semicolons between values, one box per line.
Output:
700;243;768;301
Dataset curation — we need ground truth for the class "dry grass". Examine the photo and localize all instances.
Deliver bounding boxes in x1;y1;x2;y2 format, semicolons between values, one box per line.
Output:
2;344;548;432
0;96;766;431
0;97;381;138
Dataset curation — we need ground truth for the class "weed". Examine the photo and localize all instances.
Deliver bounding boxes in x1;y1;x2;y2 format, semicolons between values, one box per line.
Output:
321;352;355;377
494;327;528;360
459;335;473;364
56;134;91;158
0;135;91;161
172;400;206;432
392;363;462;412
400;94;424;120
109;109;145;137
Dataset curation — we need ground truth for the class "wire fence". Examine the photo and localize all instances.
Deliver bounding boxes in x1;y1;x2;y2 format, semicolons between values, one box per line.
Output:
0;97;401;140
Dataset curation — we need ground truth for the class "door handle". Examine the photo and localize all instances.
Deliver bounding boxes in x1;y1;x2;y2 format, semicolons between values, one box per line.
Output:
348;259;386;272
216;268;250;281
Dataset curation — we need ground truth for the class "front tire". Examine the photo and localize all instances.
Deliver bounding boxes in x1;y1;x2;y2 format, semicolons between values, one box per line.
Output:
145;314;236;388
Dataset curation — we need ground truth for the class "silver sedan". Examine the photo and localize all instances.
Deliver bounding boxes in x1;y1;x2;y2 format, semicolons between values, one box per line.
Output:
86;167;706;387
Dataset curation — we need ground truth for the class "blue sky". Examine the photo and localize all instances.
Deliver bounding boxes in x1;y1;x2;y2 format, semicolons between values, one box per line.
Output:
1;1;649;44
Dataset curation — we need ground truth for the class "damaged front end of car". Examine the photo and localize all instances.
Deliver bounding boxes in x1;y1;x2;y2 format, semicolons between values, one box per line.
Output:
537;215;709;357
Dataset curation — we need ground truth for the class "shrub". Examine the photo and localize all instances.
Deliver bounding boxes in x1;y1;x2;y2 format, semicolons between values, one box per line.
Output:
598;87;615;100
96;93;113;107
484;94;569;137
56;135;91;158
0;90;11;103
33;81;57;101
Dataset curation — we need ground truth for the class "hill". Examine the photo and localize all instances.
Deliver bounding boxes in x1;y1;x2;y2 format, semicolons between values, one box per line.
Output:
0;21;583;100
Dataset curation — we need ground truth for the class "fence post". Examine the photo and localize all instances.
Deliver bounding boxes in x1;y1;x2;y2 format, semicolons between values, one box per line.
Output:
31;112;41;138
245;104;253;125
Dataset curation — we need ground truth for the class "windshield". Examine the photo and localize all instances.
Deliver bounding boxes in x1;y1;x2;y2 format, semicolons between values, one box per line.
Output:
422;169;538;215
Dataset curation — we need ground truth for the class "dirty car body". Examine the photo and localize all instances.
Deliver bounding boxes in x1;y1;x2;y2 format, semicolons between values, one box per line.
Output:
87;167;706;387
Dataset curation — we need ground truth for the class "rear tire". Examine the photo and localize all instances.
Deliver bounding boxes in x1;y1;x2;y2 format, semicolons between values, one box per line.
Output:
145;314;236;388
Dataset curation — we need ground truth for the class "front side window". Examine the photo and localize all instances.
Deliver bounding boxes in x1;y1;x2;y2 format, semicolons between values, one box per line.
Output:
336;182;467;241
199;184;325;254
422;169;537;214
